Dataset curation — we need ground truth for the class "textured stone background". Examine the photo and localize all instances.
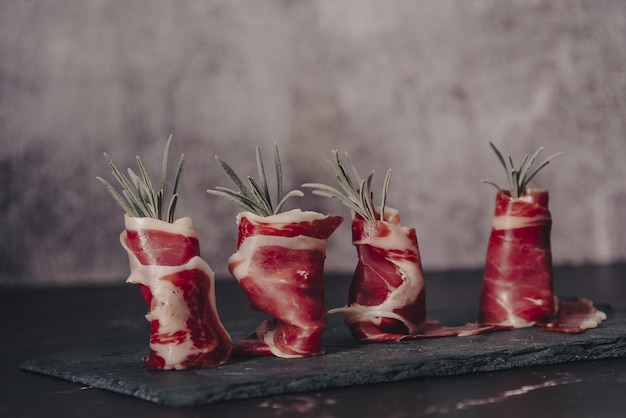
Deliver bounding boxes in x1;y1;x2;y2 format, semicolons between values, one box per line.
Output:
1;1;625;285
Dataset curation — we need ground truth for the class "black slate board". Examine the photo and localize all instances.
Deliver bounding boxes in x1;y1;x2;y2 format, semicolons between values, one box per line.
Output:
21;307;626;407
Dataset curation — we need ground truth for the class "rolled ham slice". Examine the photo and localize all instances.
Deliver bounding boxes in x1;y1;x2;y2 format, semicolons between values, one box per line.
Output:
121;214;232;370
479;189;606;332
329;207;426;342
331;207;497;343
228;209;343;358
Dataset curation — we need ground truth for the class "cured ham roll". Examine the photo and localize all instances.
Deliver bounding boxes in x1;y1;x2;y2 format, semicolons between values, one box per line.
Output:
479;189;556;327
329;206;498;342
303;151;497;342
479;189;606;331
121;214;232;370
330;207;428;342
228;209;343;358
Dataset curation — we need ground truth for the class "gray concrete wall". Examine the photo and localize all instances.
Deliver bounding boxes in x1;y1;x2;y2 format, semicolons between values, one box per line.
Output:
1;0;625;285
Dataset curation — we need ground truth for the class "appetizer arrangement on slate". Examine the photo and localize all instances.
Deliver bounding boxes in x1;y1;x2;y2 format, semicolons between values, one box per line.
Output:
208;144;343;358
96;139;609;371
303;151;495;342
97;136;232;370
479;142;606;332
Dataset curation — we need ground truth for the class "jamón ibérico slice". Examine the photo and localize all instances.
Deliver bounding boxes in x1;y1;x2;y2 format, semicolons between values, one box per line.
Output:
331;207;498;343
228;209;343;358
479;189;606;332
537;298;607;333
121;215;232;370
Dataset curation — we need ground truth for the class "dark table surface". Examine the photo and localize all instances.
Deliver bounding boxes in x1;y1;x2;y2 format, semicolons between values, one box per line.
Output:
2;263;626;418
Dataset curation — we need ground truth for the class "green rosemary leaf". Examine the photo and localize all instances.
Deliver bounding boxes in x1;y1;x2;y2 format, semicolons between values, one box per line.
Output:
209;144;302;216
346;152;364;185
302;150;391;222
136;156;158;216
104;153;136;196
507;155;516;173
518;153;530;175
488;141;509;184
380;169;392;221
255;146;272;210
172;154;185;198
161;134;173;206
127;168;146;199
108;165;146;216
155;190;163;220
136;156;154;194
357;181;371;220
527;146;546;167
117;171;150;216
136;182;157;218
332;151;359;198
99;136;184;222
215;155;254;200
521;152;565;190
248;176;273;216
507;156;518;195
359;173;375;221
122;189;149;217
127;168;158;217
96;177;137;216
301;182;346;198
306;187;369;219
519;146;545;187
210;186;262;210
167;194;178;224
273;143;284;205
365;172;376;220
126;167;140;190
207;189;260;213
483;142;563;198
275;190;304;214
341;154;370;208
334;173;360;205
510;170;520;198
480;179;502;191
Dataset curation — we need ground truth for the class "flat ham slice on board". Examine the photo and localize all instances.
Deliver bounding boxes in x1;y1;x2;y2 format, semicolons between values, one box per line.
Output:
331;207;497;343
479;189;606;332
121;215;232;370
228;209;343;358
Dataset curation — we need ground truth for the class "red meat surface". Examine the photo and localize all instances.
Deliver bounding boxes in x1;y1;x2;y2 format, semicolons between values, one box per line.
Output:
228;210;343;358
121;215;232;370
332;208;497;343
479;189;605;332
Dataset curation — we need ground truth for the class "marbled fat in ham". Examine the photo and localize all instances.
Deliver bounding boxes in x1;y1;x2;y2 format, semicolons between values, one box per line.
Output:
537;298;607;333
329;208;427;342
330;208;497;342
228;209;343;358
121;215;232;370
479;189;606;332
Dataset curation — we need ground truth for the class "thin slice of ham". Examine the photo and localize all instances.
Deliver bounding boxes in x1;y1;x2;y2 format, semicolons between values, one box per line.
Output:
121;214;232;370
331;207;498;343
537;298;607;333
479;189;606;332
228;209;343;358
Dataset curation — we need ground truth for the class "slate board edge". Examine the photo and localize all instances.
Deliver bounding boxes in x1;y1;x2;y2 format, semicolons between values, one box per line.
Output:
20;334;626;407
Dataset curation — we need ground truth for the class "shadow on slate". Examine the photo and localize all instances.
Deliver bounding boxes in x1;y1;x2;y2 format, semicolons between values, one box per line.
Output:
20;306;626;407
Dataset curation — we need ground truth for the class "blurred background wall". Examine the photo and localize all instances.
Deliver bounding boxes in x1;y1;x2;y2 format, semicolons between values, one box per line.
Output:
1;0;625;286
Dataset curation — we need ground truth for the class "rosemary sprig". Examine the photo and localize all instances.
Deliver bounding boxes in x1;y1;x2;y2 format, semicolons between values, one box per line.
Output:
302;150;392;222
207;144;304;216
96;135;185;223
481;141;564;198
